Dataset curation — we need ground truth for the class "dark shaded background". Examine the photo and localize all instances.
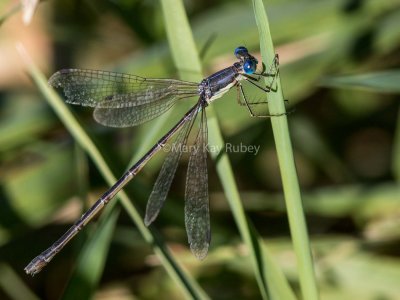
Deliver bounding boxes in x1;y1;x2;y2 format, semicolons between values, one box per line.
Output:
0;0;399;299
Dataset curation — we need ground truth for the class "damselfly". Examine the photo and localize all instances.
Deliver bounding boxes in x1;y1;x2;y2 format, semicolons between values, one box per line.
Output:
25;46;282;275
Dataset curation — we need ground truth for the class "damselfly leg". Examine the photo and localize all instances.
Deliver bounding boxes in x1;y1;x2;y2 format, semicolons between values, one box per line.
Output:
237;54;285;117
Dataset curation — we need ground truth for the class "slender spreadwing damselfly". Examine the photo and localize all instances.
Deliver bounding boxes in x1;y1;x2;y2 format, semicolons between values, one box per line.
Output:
25;46;283;275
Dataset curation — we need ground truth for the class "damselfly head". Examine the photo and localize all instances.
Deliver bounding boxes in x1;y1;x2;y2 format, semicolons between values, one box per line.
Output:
234;46;249;59
234;46;258;75
243;58;257;74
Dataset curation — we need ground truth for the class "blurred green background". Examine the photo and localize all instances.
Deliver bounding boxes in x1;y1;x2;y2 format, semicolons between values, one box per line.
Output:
1;0;400;299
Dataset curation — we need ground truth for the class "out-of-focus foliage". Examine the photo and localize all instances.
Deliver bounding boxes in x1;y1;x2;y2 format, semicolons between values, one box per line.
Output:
0;0;399;299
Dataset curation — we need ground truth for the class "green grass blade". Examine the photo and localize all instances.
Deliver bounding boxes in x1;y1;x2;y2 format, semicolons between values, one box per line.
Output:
394;108;400;182
160;1;296;299
61;208;120;300
252;1;319;299
207;117;296;300
160;0;202;82
0;2;20;26
0;263;40;300
17;44;208;300
320;70;400;93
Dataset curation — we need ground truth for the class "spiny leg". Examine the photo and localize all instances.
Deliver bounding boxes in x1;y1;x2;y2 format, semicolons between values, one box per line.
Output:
238;83;258;116
249;54;280;92
239;78;288;118
238;54;280;108
254;54;280;78
239;53;289;117
236;84;247;106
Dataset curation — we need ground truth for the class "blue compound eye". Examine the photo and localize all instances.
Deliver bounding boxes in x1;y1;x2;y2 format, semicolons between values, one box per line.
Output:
243;59;257;74
234;46;248;58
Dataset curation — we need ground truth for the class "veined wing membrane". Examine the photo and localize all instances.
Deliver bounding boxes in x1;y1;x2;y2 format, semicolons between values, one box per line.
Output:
144;102;199;225
94;97;177;127
49;69;199;107
184;108;210;259
49;69;199;127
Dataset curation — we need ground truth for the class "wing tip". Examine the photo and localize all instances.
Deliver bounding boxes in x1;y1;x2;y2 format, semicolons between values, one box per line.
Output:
144;211;158;227
190;243;209;260
48;69;65;88
48;69;78;88
144;216;153;227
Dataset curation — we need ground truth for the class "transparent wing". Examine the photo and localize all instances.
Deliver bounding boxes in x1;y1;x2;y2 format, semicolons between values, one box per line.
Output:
144;102;200;225
49;69;199;107
184;107;210;259
49;69;199;127
93;97;176;127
